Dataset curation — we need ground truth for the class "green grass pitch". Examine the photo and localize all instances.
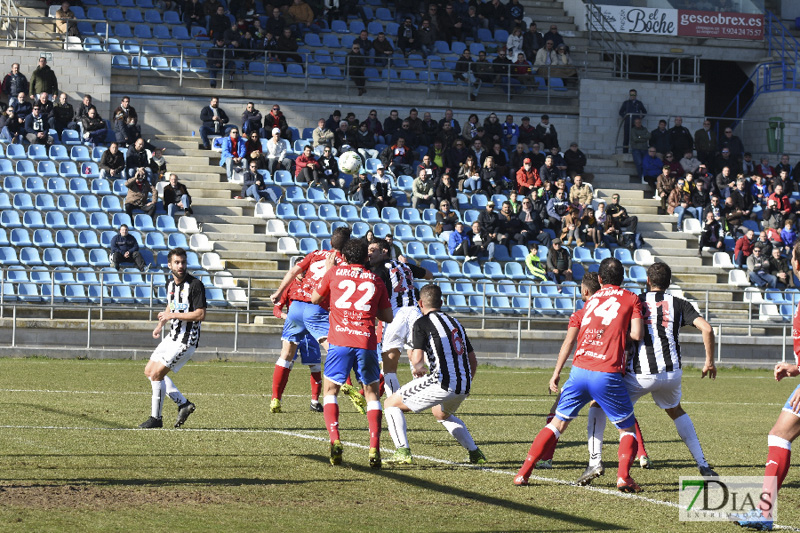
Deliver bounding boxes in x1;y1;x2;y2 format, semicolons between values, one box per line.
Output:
0;357;797;532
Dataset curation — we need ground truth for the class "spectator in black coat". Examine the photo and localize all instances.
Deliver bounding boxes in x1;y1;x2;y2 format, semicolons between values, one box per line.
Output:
110;224;148;271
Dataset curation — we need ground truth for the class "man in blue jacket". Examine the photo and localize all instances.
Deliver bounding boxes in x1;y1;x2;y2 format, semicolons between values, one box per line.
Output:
448;221;479;261
220;127;246;181
110;224;148;271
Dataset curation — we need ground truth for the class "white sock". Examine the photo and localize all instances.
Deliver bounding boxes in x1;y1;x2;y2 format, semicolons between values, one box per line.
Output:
384;373;400;396
276;358;293;369
440;414;477;452
674;413;708;468
164;375;186;405
323;395;337;406
385;406;408;449
587;405;606;466
150;379;165;419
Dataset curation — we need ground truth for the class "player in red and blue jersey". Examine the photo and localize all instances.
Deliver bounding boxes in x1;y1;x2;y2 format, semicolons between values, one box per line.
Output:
312;238;393;469
735;242;800;530
268;227;350;413
514;258;645;493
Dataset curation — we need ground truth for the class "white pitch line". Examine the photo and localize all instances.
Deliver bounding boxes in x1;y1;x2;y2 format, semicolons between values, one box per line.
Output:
2;423;800;530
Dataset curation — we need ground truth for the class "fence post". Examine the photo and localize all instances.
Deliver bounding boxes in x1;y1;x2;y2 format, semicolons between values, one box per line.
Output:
86;306;91;349
234;310;239;352
262;51;267;91
11;304;16;348
221;47;226;89
516;319;521;358
716;324;722;363
782;324;787;363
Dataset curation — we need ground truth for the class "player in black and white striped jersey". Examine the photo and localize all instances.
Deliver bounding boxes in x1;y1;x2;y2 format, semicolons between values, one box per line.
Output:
383;284;486;465
583;262;718;477
367;239;432;395
139;247;207;429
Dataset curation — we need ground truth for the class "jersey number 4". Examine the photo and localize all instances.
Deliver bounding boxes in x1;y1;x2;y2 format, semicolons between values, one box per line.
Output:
582;297;620;327
334;280;376;311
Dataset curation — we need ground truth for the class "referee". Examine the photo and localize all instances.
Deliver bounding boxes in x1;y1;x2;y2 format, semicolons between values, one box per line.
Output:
383;284;486;465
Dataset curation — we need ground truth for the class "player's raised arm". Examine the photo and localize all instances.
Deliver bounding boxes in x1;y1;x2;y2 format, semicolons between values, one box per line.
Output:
692;316;717;379
271;264;304;304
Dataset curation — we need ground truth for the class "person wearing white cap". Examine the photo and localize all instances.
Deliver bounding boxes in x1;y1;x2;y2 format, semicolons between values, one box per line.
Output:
265;126;292;175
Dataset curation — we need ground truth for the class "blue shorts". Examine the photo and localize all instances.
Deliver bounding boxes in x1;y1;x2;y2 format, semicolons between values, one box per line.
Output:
782;384;800;417
555;366;635;429
324;343;380;386
293;333;321;365
282;301;330;343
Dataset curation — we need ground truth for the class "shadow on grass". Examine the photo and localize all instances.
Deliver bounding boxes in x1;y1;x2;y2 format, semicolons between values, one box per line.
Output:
0;478;314;488
303;455;628;531
15;403;129;429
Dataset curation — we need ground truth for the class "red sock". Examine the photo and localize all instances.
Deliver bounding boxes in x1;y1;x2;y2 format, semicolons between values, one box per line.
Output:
367;407;382;449
539;413;557;461
345;375;353;386
378;373;385;398
617;432;638;479
310;372;322;401
517;424;560;480
271;363;292;400
634;418;648;459
761;436;792;514
323;402;340;443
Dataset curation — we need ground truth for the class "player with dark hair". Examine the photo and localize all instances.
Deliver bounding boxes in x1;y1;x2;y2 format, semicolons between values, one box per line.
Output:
578;261;718;486
367;239;433;396
735;243;800;530
312;239;393;468
139;247;206;429
514;258;645;492
271;275;324;412
268;227;351;413
383;284;486;465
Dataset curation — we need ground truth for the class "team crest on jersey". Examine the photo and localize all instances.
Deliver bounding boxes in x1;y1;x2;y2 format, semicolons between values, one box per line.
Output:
170;301;189;312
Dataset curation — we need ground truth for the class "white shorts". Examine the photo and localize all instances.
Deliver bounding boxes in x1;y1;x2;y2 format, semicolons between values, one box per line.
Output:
150;339;196;373
624;369;682;410
382;305;422;353
398;375;467;414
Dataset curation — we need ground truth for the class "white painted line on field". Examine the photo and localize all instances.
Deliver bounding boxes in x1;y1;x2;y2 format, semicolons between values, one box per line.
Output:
3;422;800;530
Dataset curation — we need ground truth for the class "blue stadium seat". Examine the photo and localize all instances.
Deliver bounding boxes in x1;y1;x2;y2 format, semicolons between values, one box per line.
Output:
394;224;414;241
306;187;327;203
10;228;32;247
414;225;436;242
4;175;24;192
101;196;123;213
88;248;110;268
372;222;391;239
156;215;177;233
20;247;43;267
0;159;13;177
48;144;69;161
401;208;422;224
361;206;381;223
37;161;58;177
89;212;113;231
462;260;483;279
167;233;188;249
0;192;10;211
405;241;426;260
0;246;19;265
42;247;66;267
594;247;612;262
422;209;438;224
327;187;347;205
427;242;448;260
613;248;635;266
58;162;80;178
628;265;647;283
276;203;297;221
0;228;8;246
78;229;100;248
573;246;594;264
339;204;359;222
309;220;331;239
1;210;22;228
285;186;306;203
134;214;155;232
90;179;112;196
351;221;369;238
46;177;68;194
288;220;310;238
79;195;102;213
13;192;34;210
15;160;36;177
25;177;46;194
23;210;46;229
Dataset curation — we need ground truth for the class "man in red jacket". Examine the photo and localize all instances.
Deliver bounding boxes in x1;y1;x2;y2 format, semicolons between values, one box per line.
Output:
516;157;541;196
734;228;755;268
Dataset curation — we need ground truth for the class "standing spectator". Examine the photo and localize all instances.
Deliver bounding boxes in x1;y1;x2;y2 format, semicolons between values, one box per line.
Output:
112;96;141;147
163;173;193;217
312;118;334;148
207;37;231;88
694;118;716;170
126;137;153;183
564;142;588;179
240;101;263;135
649;119;670;159
220;127;246;181
668;116;693;158
720;126;745;162
747;246;776;288
125;169;157;220
523;22;544;62
347;43;367;96
24;104;53;146
1;63;28;104
99;142;125;180
30;56;58;99
239;160;271;202
110;224;148;271
199;96;230;149
439;4;463;45
208;6;230;40
54;1;78;36
397;18;418;57
545;238;573;284
630;116;650;178
262;103;290;141
184;0;205;32
734;229;756;268
535;114;558;150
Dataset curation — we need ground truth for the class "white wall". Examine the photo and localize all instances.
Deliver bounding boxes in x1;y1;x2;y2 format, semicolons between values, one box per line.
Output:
0;49;112;118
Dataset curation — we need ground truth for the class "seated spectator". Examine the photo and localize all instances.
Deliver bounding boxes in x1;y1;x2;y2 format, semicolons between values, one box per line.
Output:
412;169;434;209
435;173;458;207
580;206;602;248
112;96;142;147
163;173;193;217
11;91;31;122
334;121;357;153
286;0;318;38
506;26;524;60
756;157;775;181
481;155;508;194
208;6;230;40
184;0;204;32
518;196;551;247
99;142;125;180
244;130;263;165
417;18;437;58
264;127;292;175
0;107;21;143
664;151;684;180
500;200;526;247
524;243;547;281
80;106;106;146
372;32;394;68
642;147;663;187
606;193;641;245
698;210;724;255
448;221;479;261
207;37;232;88
241;101;263;135
370;164;396;212
680;149;701;176
533;40;557;75
124;169;157;220
458;155;482;193
747;245;776;288
770;183;793;218
49;92;76;135
24;104;53;146
769;247;791;289
543;23;565;48
781;219;797;255
348;168;373;205
220;127;246;181
239;160;271;202
397;18;418;57
319;146;343;189
550;43;576;78
723;195;746;237
110;224;148;271
312;117;334;148
294;144;325;190
523;21;544;61
262;103;290;141
656;165;675;213
435;199;459;240
546;187;569;235
126;137;154;183
560;207;582;246
199;96;231;149
545;238;573;284
149;148;167;182
389;137;414;177
715;148;740;177
734;228;756;268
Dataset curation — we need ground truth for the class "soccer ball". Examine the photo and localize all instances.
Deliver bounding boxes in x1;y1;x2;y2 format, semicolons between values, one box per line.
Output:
338;151;363;175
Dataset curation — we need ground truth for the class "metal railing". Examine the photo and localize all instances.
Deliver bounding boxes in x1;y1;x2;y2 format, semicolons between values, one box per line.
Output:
1;15;109;48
